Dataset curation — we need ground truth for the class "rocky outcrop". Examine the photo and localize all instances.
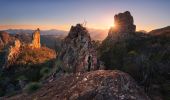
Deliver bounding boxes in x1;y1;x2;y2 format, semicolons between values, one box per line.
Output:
107;11;136;40
8;70;150;100
3;39;21;68
114;11;136;33
0;31;10;45
0;38;4;49
30;28;41;48
59;24;102;73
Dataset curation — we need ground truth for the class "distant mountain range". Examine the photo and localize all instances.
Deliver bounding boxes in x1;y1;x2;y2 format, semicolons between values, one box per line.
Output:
4;29;67;36
3;28;108;41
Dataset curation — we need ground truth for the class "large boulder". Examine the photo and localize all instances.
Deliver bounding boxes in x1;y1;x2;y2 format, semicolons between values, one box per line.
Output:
59;24;102;73
7;70;150;100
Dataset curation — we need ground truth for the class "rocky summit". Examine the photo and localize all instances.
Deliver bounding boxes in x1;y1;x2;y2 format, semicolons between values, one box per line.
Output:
7;70;149;100
107;11;136;41
59;24;101;73
30;28;41;48
114;11;136;33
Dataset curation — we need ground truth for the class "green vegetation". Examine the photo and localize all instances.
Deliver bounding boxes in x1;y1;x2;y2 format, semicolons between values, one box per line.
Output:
24;82;42;93
0;46;56;97
99;33;170;98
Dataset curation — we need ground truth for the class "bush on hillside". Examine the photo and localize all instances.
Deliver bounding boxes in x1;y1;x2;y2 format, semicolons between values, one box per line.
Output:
24;82;42;94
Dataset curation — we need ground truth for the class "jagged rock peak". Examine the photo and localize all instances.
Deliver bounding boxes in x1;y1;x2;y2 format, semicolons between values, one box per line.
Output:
59;24;102;73
114;11;136;33
31;28;41;48
3;39;21;69
67;24;90;40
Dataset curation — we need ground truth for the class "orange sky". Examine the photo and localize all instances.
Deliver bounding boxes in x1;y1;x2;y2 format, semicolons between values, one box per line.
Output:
0;25;71;31
0;24;154;32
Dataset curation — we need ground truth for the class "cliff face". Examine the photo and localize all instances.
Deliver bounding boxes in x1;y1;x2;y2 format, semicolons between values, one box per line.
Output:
59;24;102;73
8;70;150;100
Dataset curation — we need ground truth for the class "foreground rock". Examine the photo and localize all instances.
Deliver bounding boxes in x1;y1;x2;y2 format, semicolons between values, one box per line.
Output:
59;24;102;73
7;70;150;100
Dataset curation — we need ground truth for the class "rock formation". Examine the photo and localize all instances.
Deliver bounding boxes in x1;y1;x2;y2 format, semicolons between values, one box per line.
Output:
0;31;10;45
30;28;41;48
3;39;21;68
59;24;102;73
8;70;150;100
108;11;136;40
114;11;136;33
0;37;4;49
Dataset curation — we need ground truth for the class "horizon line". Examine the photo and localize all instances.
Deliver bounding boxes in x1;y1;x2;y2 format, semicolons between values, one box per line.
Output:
0;24;160;32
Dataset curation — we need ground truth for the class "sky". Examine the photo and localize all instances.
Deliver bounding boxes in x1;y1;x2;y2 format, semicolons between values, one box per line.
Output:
0;0;170;31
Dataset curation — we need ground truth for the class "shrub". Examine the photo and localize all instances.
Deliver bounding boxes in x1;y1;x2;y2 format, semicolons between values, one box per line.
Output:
0;87;5;97
54;60;63;72
161;83;170;100
17;75;27;81
40;67;50;76
128;50;138;56
24;82;42;94
40;67;51;80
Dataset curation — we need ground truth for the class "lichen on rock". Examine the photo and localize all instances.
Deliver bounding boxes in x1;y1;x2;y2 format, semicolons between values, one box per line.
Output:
7;70;150;100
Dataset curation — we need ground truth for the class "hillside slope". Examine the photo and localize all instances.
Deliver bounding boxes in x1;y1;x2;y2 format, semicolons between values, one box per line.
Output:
149;26;170;36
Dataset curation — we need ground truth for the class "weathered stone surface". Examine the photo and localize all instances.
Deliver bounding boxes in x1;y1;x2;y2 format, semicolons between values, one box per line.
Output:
114;11;136;33
30;28;41;48
104;11;137;44
3;39;21;68
7;70;150;100
59;24;101;73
